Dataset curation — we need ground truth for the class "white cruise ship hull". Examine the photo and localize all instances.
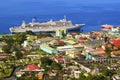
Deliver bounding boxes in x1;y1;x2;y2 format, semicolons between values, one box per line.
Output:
9;17;85;33
10;24;85;33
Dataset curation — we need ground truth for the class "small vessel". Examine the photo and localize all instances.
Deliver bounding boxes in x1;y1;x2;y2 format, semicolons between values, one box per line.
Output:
9;16;85;33
101;24;113;31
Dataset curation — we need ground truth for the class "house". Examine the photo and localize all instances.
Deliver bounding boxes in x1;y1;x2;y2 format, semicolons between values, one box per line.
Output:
27;64;39;71
40;45;58;54
0;41;7;52
38;72;43;80
112;74;120;80
78;36;90;44
0;54;10;60
109;27;120;35
66;50;79;58
49;39;65;46
111;51;120;57
27;35;37;40
67;66;81;78
65;40;76;45
57;40;65;45
74;71;81;78
86;52;92;60
66;34;73;39
107;65;120;70
54;57;65;64
71;32;78;36
98;53;107;57
16;71;25;78
47;70;57;77
57;45;74;51
92;56;107;62
56;28;67;38
22;39;35;48
90;49;106;56
110;39;120;47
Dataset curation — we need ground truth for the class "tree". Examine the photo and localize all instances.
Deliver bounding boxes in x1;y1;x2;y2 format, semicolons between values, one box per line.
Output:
40;57;53;67
118;46;120;50
92;74;108;80
2;36;14;45
78;72;86;80
25;30;35;35
101;69;116;77
105;48;112;58
15;51;23;60
14;33;26;44
2;45;11;53
51;62;62;70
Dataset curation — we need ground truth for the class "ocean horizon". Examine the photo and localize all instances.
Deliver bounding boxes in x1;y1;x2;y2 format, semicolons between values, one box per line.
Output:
0;0;120;34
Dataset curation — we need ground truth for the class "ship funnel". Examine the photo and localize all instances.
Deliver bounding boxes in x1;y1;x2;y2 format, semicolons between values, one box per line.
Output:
50;19;53;22
21;20;26;28
63;15;66;21
32;17;37;23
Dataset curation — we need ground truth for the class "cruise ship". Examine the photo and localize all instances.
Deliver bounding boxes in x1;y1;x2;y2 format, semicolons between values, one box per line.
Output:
101;24;113;31
9;16;85;33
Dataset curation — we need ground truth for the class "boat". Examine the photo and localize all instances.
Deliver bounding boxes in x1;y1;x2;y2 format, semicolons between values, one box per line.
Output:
101;24;113;31
9;16;85;33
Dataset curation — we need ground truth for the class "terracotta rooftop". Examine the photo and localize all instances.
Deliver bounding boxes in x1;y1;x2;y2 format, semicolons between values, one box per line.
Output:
27;64;39;71
55;57;63;61
0;54;10;56
110;40;120;47
112;51;120;55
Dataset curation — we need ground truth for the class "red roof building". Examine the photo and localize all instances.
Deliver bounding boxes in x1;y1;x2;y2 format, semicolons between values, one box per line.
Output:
0;54;10;56
112;51;120;56
98;53;107;57
54;57;64;64
96;48;104;51
110;40;120;47
71;32;78;36
27;64;39;71
0;54;10;60
57;40;64;45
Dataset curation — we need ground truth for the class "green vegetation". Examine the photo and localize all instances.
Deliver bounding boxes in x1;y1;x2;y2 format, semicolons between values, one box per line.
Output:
17;73;37;80
30;49;47;55
0;63;14;78
100;69;116;76
40;57;62;72
105;47;112;58
36;33;52;38
92;74;108;80
70;68;118;80
15;51;23;60
70;73;108;80
51;61;62;70
40;57;53;68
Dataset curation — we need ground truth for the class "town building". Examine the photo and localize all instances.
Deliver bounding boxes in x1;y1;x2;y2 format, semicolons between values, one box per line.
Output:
40;45;58;54
56;28;67;38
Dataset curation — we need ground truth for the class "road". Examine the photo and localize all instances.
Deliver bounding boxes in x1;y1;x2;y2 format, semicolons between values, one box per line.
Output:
5;66;20;80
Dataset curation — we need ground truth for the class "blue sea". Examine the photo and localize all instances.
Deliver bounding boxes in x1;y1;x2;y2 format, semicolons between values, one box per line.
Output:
0;0;120;34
